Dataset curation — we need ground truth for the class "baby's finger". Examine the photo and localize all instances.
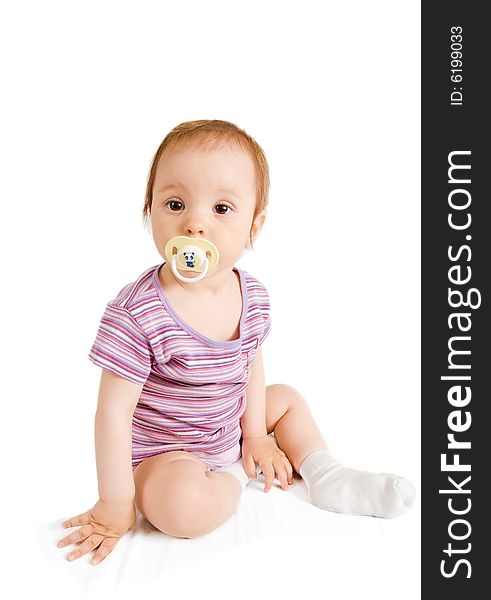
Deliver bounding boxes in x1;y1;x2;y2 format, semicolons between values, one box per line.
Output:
57;524;94;549
283;457;294;484
274;462;289;490
65;533;105;562
243;453;257;479
91;537;118;565
261;462;275;492
61;511;90;529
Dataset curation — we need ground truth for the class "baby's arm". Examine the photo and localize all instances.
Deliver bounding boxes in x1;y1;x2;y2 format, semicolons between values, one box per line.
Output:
240;346;267;439
240;347;292;491
57;368;141;564
95;368;141;503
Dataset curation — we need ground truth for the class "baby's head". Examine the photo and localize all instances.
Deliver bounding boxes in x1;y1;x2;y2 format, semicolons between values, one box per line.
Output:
142;120;270;274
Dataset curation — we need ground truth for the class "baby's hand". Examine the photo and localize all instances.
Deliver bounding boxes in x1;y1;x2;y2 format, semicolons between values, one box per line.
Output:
242;435;294;492
57;499;136;565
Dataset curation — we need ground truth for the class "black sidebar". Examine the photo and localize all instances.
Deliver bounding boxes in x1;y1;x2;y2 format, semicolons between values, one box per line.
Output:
422;2;489;597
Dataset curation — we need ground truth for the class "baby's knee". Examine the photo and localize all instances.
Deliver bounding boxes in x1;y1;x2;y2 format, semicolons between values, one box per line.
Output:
270;383;306;408
138;456;240;539
158;477;210;538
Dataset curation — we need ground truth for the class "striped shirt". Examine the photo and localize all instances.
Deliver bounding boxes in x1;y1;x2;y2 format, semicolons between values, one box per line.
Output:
88;262;271;470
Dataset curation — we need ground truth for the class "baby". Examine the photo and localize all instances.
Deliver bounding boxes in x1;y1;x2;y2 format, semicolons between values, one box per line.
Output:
57;119;416;565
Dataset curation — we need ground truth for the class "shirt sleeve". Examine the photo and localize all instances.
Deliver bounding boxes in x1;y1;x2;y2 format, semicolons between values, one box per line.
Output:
257;287;272;346
88;303;153;385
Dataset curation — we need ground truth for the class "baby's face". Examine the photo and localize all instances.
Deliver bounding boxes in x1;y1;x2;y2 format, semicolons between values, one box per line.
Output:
151;143;263;273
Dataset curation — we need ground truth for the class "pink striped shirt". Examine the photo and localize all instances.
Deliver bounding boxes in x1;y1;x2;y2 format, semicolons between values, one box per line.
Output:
88;262;271;470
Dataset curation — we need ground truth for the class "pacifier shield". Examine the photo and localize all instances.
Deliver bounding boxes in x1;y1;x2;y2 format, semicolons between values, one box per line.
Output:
164;236;219;273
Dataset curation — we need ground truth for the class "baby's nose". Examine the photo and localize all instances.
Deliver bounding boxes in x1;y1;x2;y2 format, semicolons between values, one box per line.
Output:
186;226;205;235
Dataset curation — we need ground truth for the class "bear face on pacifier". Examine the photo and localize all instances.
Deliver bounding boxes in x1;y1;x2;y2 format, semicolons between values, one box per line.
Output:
164;236;220;283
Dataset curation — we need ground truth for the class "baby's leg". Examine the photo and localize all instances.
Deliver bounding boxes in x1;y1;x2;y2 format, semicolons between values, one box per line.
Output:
133;451;241;538
265;383;329;474
266;384;416;518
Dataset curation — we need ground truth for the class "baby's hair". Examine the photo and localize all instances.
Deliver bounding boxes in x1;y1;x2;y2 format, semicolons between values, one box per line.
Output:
142;119;270;249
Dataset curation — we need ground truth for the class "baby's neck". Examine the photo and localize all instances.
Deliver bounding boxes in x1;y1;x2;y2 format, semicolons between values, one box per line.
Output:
158;262;236;298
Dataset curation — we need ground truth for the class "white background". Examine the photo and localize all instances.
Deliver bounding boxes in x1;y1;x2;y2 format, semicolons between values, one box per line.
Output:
1;0;420;597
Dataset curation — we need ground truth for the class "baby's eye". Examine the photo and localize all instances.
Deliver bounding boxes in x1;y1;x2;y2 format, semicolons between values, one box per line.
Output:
166;199;184;211
214;204;231;215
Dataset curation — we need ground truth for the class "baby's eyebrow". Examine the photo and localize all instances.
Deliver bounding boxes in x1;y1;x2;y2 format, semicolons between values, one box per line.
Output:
215;187;242;199
156;183;187;194
157;183;241;199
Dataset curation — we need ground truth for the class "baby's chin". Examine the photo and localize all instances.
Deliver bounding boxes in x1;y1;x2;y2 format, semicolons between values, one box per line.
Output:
177;270;201;279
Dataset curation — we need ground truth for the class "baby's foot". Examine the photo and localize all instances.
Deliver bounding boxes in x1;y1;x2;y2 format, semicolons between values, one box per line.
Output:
299;450;416;518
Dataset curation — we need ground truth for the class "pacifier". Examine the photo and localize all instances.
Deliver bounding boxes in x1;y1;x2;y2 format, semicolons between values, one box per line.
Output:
164;236;220;283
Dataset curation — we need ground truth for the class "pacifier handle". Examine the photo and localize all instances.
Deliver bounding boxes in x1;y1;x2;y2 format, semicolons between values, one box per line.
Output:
171;254;209;283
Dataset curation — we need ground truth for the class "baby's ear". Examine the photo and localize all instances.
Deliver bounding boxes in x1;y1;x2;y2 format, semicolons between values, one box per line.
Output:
248;210;267;248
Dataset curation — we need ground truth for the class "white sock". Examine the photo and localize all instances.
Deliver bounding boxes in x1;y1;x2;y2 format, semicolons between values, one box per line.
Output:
299;450;416;518
215;458;250;494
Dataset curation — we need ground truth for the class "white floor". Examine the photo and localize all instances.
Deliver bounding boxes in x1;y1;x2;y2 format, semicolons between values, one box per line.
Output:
37;473;421;599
